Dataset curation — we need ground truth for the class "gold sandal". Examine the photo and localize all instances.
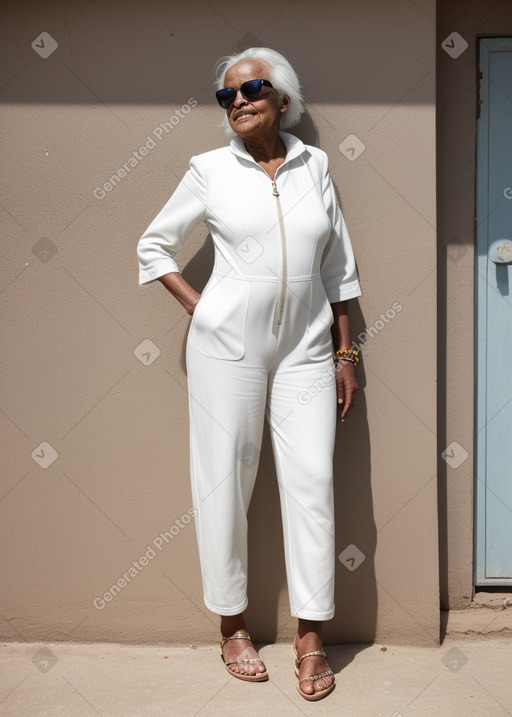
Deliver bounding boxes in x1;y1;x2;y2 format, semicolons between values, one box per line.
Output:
294;638;335;701
220;629;269;682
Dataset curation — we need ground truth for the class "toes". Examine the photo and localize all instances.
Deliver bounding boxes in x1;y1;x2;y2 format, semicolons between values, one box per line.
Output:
299;672;334;695
228;661;265;677
314;675;334;693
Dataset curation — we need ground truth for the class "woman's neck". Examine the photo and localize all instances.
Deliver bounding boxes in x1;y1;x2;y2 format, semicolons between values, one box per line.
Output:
242;133;286;164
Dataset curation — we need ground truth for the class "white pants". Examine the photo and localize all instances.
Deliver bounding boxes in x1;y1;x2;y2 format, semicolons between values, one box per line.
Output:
186;275;337;621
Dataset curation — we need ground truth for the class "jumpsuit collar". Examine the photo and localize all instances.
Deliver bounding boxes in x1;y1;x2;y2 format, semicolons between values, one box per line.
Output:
229;131;307;169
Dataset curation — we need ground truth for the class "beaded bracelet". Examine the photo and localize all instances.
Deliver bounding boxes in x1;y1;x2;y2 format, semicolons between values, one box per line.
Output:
333;348;360;366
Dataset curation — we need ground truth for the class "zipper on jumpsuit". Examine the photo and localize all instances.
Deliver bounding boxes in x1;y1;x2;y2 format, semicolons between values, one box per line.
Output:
271;178;287;326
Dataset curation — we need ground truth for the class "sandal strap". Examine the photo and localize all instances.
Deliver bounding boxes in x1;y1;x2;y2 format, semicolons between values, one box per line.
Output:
296;649;326;666
220;629;252;649
224;657;264;667
299;669;334;684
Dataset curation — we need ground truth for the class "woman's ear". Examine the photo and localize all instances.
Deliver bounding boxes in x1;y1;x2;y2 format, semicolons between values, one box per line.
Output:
280;95;290;114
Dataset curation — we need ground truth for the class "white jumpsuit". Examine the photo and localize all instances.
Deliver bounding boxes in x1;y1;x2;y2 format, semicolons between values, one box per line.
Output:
137;132;361;620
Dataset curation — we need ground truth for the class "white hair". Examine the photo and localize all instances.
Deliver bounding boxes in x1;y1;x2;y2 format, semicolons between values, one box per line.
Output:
214;47;305;137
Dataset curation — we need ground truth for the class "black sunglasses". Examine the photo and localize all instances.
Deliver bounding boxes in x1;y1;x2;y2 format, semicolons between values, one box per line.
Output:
216;79;274;109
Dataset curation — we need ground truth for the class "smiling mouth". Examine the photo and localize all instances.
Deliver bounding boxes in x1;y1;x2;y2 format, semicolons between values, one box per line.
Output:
234;112;256;121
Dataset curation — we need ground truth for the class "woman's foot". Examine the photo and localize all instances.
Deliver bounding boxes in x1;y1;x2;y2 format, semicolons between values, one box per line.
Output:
220;616;268;681
294;632;335;700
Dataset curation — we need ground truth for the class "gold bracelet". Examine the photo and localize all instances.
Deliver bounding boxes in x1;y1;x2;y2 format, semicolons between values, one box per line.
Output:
333;348;359;366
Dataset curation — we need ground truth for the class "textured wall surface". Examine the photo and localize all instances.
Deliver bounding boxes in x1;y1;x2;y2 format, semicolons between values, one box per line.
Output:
0;0;438;646
437;0;512;610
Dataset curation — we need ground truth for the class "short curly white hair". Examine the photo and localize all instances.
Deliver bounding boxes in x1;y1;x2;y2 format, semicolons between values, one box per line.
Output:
214;47;305;137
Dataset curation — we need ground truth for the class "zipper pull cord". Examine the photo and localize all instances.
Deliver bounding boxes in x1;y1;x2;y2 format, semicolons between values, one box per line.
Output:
272;179;287;325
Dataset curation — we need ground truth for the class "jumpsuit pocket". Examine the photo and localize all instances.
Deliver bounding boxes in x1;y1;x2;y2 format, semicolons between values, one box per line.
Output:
305;280;335;361
188;275;250;360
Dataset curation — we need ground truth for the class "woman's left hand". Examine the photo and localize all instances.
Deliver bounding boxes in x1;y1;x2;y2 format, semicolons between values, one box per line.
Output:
335;360;358;422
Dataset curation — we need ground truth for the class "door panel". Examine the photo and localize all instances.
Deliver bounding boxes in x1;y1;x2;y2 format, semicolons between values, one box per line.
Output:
475;38;512;585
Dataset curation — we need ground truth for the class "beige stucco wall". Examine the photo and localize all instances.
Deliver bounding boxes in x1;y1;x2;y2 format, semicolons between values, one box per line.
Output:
0;0;438;646
437;0;512;609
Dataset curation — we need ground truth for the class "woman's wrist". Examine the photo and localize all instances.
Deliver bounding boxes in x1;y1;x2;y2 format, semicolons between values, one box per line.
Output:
333;347;359;366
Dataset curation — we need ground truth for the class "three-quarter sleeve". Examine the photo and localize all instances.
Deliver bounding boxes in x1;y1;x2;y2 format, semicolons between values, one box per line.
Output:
137;157;207;285
319;155;362;303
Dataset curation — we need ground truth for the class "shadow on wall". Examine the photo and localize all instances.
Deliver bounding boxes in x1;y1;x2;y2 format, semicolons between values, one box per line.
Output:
7;8;434;107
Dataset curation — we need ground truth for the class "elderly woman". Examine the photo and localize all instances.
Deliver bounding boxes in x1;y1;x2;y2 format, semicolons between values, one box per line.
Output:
137;47;361;702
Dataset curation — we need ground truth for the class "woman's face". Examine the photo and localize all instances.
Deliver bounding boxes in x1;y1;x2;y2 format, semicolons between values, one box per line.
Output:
223;59;288;140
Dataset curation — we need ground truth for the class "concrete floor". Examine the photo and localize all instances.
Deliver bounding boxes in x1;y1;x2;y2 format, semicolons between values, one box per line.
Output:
1;630;511;717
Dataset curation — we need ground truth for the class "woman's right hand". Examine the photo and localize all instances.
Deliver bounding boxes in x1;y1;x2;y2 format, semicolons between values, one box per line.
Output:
188;295;201;316
157;272;201;315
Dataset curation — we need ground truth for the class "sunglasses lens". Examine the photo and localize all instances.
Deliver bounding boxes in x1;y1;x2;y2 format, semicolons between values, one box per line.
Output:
216;88;236;109
241;79;266;99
